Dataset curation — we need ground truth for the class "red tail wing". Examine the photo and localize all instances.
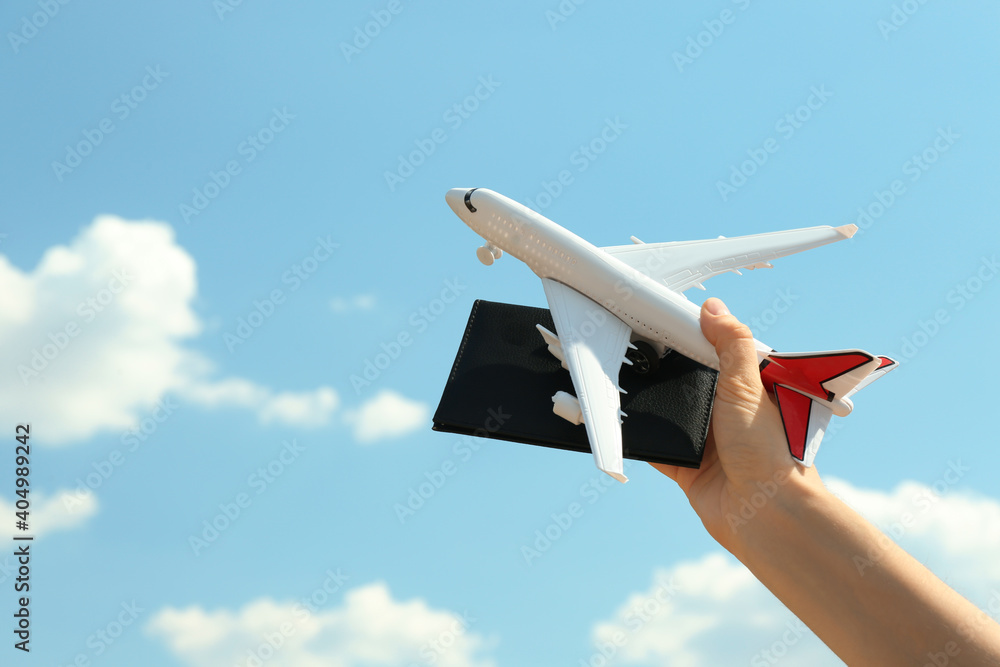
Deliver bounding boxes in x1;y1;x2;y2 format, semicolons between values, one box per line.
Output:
773;385;814;461
760;351;874;400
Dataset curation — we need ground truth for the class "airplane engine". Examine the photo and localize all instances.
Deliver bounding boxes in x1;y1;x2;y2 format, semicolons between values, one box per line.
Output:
552;391;583;425
476;243;503;266
625;340;661;375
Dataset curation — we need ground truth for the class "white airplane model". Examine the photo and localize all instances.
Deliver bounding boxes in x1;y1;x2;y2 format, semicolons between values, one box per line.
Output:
446;188;897;483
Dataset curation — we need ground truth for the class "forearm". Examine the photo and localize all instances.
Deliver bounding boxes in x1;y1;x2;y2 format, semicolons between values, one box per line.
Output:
725;476;1000;665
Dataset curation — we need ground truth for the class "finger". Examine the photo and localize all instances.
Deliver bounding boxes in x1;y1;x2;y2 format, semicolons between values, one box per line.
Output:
700;298;766;407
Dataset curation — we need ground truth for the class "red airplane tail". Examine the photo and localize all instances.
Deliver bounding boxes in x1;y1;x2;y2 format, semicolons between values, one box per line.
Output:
759;351;897;464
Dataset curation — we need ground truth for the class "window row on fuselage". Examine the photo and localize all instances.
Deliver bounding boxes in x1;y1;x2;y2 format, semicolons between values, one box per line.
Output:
523;227;578;266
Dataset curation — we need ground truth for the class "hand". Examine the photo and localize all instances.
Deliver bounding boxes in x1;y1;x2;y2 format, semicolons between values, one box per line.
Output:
651;297;823;551
653;298;1000;663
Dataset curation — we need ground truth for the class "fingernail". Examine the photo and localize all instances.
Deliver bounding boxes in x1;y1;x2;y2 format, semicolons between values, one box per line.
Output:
704;298;729;316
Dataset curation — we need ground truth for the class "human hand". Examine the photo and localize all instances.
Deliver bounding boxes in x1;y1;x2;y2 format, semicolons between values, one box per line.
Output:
651;297;824;552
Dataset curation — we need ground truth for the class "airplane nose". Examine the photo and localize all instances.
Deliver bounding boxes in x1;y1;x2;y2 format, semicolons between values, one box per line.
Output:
445;188;470;216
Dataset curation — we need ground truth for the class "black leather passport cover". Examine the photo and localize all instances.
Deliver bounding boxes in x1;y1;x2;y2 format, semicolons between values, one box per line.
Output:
432;300;717;468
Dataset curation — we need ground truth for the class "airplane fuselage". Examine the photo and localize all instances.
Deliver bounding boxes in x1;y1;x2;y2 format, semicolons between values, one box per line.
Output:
450;188;757;370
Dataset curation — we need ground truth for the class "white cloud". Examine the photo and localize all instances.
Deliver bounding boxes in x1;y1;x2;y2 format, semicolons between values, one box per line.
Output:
258;387;339;427
330;294;375;313
179;379;340;428
825;473;1000;594
0;490;98;539
0;217;198;443
0;216;369;444
346;390;430;443
590;554;834;666
146;582;495;667
590;477;1000;666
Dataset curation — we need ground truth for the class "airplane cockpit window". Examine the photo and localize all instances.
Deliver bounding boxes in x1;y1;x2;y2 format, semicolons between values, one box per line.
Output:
464;188;478;213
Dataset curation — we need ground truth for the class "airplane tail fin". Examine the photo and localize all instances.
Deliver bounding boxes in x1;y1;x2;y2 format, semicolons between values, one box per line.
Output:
846;355;898;397
772;385;832;466
761;351;897;465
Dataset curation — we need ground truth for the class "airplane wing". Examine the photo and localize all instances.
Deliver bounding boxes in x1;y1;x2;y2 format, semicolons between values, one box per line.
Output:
602;224;857;293
541;278;632;483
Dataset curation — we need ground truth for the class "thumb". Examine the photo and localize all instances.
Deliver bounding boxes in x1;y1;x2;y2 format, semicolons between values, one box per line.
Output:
700;298;767;410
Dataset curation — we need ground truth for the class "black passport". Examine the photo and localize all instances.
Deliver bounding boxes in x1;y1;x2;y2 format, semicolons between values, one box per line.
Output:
432;300;717;469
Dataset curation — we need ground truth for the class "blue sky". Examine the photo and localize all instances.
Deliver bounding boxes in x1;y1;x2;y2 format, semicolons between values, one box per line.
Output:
1;1;998;665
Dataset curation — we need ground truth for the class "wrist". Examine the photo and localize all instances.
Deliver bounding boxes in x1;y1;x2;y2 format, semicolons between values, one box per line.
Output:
713;466;830;562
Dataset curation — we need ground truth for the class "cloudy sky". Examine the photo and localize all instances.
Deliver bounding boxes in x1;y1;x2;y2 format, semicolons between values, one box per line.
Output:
1;1;998;665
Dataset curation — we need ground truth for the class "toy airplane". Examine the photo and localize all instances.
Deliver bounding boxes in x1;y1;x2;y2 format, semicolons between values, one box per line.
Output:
446;188;896;483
